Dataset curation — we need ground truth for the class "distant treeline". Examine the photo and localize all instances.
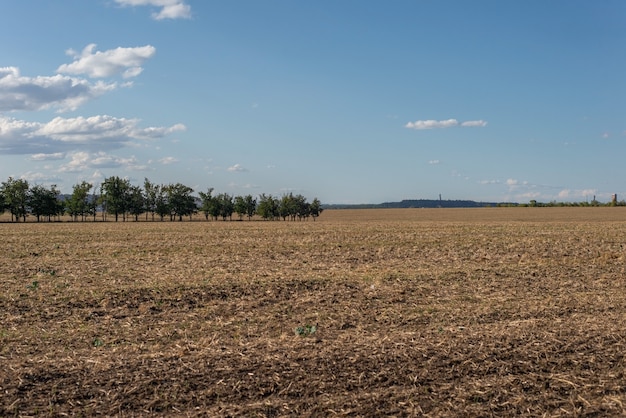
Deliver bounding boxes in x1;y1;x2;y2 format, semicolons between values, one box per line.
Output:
325;199;503;209
0;176;323;222
325;198;626;209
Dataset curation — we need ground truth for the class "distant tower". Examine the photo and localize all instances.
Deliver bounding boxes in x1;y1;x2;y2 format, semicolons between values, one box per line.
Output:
612;194;617;205
439;194;442;201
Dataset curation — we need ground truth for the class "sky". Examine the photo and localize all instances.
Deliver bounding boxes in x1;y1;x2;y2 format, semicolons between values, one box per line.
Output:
1;0;625;204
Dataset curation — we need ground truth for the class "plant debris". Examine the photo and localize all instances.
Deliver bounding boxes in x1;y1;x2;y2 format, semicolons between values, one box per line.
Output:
2;208;626;416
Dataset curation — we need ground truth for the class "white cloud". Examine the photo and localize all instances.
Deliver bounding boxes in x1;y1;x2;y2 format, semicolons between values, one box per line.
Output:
58;151;90;172
227;163;248;172
114;0;191;20
405;118;488;130
405;119;458;130
20;171;62;183
428;160;440;165
59;151;147;173
461;120;488;128
0;66;116;112
57;44;156;79
158;156;178;165
29;152;65;161
0;115;186;154
135;123;186;139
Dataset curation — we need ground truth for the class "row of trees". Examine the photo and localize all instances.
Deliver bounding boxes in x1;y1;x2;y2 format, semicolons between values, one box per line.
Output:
0;176;323;222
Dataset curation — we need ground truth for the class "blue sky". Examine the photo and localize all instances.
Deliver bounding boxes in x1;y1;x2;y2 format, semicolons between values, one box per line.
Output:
1;1;625;204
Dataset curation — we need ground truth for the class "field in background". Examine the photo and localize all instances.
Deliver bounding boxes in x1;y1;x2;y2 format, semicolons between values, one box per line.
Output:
2;208;626;416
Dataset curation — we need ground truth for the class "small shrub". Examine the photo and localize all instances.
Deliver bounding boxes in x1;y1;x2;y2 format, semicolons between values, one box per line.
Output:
295;324;317;337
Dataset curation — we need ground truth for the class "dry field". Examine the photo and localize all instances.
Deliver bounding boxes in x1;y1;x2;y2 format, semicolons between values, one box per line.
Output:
2;208;626;417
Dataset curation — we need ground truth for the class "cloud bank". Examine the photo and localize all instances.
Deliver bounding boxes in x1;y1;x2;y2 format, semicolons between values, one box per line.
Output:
114;0;192;20
0;66;116;112
57;44;156;79
405;119;488;130
0;115;185;154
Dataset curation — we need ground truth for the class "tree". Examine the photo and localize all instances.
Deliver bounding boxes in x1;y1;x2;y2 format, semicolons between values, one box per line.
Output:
165;183;196;221
0;188;5;217
28;184;63;222
1;177;29;222
278;193;310;221
127;185;145;221
310;198;323;221
101;176;131;222
279;194;295;221
293;194;310;220
198;188;215;220
234;194;256;220
155;185;170;221
243;194;257;220
257;194;279;220
66;181;93;221
217;193;234;221
143;178;159;221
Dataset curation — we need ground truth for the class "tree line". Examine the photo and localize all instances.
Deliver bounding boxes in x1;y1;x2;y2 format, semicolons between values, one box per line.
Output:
0;176;323;222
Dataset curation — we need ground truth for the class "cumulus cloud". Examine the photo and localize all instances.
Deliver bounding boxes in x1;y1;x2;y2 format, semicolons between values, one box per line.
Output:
158;156;178;165
20;171;62;183
428;160;440;165
460;120;488;127
227;163;248;172
405;119;458;130
59;151;147;173
405;118;488;130
0;66;116;112
28;152;65;161
114;0;191;20
57;44;156;79
0;115;186;154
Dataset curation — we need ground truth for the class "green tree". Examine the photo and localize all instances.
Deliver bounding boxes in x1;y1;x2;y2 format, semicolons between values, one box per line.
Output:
243;194;257;220
101;176;131;222
165;183;196;221
279;194;295;221
66;181;93;221
293;194;309;220
28;184;63;222
279;193;310;221
1;177;29;222
128;185;145;221
217;193;234;221
0;188;6;217
198;188;215;220
234;194;256;220
309;198;323;221
257;193;278;220
143;178;159;221
155;185;170;221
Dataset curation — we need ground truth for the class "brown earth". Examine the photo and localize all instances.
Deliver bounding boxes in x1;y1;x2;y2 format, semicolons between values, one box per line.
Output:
1;208;626;416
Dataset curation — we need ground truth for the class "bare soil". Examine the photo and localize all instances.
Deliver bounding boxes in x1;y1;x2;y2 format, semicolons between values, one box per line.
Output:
2;208;626;416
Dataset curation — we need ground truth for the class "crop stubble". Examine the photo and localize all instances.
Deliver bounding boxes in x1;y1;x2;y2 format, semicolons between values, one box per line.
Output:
1;208;626;416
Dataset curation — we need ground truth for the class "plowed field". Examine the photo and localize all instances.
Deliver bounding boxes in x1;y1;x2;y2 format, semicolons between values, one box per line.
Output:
2;208;626;416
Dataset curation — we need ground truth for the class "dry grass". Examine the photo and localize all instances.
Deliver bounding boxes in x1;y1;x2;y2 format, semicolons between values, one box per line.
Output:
2;208;626;416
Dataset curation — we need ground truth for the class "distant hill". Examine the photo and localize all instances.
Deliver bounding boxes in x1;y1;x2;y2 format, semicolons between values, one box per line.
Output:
324;199;516;209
